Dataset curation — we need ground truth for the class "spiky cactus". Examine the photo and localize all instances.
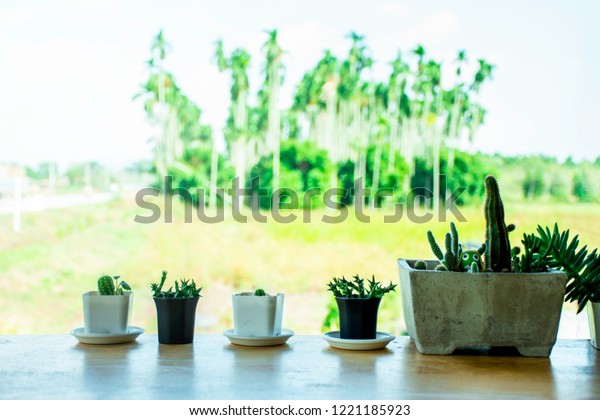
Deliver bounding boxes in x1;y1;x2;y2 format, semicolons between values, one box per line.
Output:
414;260;427;270
98;275;115;295
483;175;515;272
427;222;463;272
97;275;131;295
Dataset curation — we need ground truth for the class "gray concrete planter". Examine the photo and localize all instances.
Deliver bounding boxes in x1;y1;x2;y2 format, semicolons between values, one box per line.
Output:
398;259;568;357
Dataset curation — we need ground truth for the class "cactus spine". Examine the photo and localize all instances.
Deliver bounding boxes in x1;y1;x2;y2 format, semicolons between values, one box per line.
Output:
483;175;514;272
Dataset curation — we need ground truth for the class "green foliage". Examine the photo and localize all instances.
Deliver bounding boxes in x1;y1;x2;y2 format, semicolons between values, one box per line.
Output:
254;288;266;296
511;233;553;273
484;175;514;272
151;270;202;299
248;140;334;209
365;147;409;205
537;224;600;313
522;166;546;199
426;222;463;272
97;275;131;296
411;151;494;206
573;170;593;202
327;274;396;299
321;298;339;332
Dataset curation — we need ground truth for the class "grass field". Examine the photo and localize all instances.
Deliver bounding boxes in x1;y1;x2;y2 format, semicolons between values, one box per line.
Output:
1;194;599;336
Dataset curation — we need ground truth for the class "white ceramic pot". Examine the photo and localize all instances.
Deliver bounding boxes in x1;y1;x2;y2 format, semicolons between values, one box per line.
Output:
83;291;133;334
232;293;284;337
587;301;600;350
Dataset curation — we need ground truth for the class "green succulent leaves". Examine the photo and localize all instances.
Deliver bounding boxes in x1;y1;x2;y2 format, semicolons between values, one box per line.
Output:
327;274;396;299
151;270;202;298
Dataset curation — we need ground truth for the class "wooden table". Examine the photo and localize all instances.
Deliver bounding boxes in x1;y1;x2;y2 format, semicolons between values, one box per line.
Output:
1;335;599;400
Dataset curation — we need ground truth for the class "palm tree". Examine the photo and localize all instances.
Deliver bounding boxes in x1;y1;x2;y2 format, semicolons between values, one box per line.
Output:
387;50;410;173
469;59;495;140
151;30;173;179
446;50;468;176
214;41;252;190
262;29;284;208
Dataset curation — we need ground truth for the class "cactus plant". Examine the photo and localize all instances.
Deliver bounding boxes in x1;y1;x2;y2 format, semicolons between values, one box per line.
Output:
483;175;515;272
97;275;131;295
254;289;266;296
414;260;427;270
427;222;463;272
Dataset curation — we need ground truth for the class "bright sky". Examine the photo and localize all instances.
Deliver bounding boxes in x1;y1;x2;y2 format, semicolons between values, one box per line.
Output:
1;0;598;169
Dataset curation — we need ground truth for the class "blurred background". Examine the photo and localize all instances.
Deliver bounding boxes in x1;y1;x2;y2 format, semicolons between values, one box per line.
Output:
1;0;598;337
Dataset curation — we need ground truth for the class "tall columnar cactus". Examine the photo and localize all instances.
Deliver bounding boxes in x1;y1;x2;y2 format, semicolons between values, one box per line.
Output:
427;222;463;272
483;175;515;272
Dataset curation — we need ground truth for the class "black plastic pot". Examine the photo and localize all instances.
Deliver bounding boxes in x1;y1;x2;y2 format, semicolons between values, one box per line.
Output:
153;296;200;344
336;297;381;339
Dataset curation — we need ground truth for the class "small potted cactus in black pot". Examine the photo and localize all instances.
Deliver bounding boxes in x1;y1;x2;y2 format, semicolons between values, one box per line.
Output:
82;275;132;334
327;275;396;339
151;270;203;344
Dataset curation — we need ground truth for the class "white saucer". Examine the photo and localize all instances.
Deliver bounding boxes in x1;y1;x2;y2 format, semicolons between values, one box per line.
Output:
223;328;294;347
70;326;144;345
323;331;395;351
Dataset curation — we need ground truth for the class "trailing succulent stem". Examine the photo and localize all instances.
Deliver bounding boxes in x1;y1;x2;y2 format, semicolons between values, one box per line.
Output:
537;224;600;313
427;222;463;272
327;274;396;298
484;175;515;272
97;275;131;295
151;270;202;298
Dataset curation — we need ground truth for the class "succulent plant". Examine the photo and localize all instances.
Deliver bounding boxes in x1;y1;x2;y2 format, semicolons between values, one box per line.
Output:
327;274;396;299
151;270;202;298
414;260;427;270
254;289;266;296
97;275;131;295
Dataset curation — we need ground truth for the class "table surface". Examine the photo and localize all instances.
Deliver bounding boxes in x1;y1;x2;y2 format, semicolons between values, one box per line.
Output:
1;334;599;400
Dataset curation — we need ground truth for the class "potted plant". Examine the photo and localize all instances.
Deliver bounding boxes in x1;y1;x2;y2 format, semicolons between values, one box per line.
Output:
151;270;203;344
327;274;396;339
231;288;285;337
82;275;132;334
399;175;571;357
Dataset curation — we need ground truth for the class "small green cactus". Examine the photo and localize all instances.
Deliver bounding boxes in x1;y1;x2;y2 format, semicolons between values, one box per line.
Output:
427;222;463;272
254;289;266;296
97;275;131;295
414;260;427;270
